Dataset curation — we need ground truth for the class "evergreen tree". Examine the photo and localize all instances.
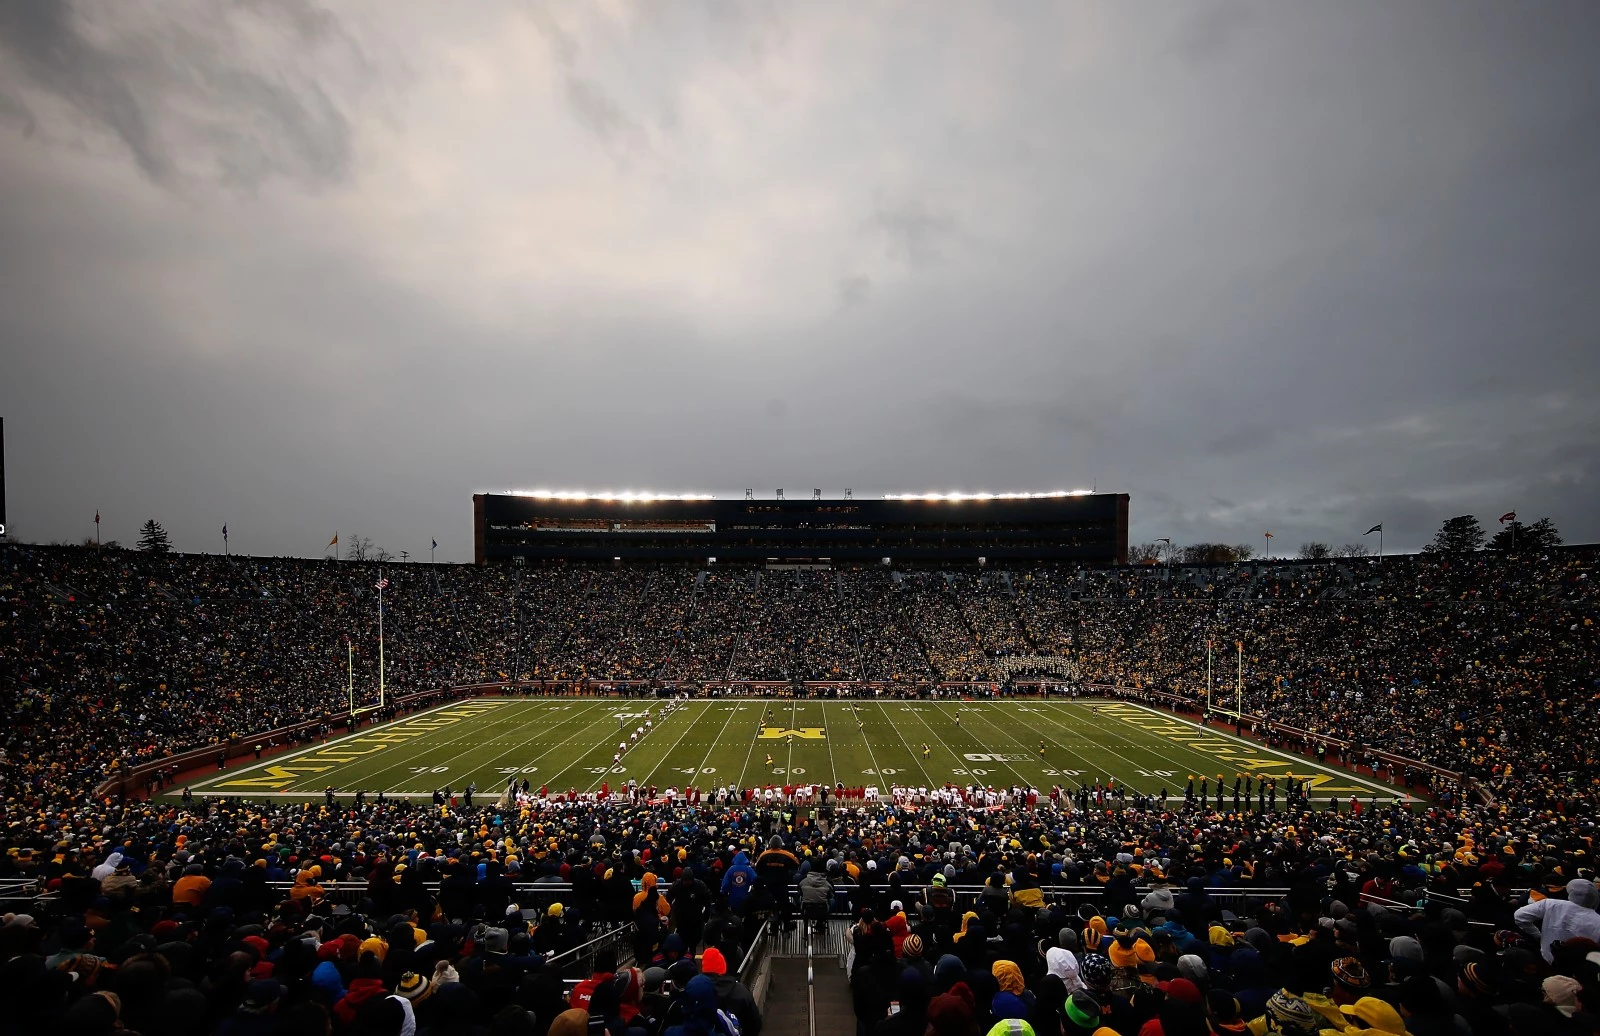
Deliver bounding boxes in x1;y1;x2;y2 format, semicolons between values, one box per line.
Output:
1423;515;1485;554
137;519;172;553
1488;517;1562;552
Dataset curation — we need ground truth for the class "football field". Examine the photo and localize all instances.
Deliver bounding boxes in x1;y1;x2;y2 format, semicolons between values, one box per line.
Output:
180;697;1406;803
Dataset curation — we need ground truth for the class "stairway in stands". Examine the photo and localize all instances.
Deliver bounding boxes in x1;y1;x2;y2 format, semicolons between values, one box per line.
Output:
760;924;856;1036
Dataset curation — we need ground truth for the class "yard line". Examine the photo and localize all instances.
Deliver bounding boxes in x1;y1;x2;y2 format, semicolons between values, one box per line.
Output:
358;699;609;793
475;700;621;790
1007;701;1151;790
872;701;935;786
733;701;767;790
636;701;717;788
930;701;1032;788
581;702;689;792
1054;702;1237;792
979;697;1158;792
185;699;499;791
823;700;840;786
846;700;890;789
902;702;976;784
675;699;747;791
358;700;587;792
546;702;670;792
785;697;799;775
1115;702;1399;798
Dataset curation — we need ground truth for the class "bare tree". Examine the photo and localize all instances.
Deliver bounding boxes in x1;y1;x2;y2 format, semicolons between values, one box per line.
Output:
374;546;395;563
1127;542;1163;565
346;534;375;562
1180;543;1252;564
1297;542;1333;560
1231;543;1256;561
1334;543;1371;558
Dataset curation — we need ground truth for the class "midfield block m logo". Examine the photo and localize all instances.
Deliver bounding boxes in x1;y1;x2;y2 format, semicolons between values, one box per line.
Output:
758;727;826;740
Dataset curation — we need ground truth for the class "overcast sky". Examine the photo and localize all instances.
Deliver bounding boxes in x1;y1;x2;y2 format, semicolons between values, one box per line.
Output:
2;1;1597;561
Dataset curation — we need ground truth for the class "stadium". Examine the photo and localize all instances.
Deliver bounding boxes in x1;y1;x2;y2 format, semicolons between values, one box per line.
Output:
2;507;1596;1035
3;4;1599;1034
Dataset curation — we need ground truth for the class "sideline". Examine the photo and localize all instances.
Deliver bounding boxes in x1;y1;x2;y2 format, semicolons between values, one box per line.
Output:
1121;701;1401;799
183;698;515;792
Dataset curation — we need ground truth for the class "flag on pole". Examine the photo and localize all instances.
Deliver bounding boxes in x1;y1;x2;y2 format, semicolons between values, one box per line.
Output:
375;578;389;590
328;532;339;547
1264;531;1273;539
431;538;438;550
1499;511;1516;524
94;511;100;525
1364;524;1382;535
222;525;228;541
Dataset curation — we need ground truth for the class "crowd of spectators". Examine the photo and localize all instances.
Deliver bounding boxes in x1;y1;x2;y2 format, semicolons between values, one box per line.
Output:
1;785;1596;1035
1;542;1598;1033
3;545;1597;811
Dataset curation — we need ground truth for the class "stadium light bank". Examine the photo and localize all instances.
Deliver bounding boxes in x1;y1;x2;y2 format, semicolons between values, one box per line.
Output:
882;489;1097;501
499;489;716;502
492;488;1098;502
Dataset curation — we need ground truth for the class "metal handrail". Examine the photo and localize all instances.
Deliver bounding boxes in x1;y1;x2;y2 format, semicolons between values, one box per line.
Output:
738;917;771;983
806;928;817;1036
542;921;634;973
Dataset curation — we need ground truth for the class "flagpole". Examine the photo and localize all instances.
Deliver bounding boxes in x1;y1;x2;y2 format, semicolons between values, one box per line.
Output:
378;570;385;711
347;637;354;717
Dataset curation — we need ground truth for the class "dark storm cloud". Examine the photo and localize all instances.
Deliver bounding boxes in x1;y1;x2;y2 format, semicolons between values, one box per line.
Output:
0;1;1598;560
0;0;363;187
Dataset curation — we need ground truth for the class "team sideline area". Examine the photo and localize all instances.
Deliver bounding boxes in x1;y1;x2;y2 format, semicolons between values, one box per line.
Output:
182;697;1402;805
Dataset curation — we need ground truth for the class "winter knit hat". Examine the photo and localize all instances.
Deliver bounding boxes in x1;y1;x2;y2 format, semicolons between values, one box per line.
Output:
1331;957;1371;990
1266;991;1320;1036
397;972;432;1002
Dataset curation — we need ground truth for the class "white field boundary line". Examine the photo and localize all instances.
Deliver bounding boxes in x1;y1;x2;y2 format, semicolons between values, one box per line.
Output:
630;700;715;790
1121;702;1400;798
304;699;605;795
185;698;511;791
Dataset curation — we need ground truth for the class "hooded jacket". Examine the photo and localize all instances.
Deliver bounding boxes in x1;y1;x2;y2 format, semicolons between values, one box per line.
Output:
721;853;757;910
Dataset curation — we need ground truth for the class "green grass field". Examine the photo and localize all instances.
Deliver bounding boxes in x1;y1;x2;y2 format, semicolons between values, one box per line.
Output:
179;697;1406;803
